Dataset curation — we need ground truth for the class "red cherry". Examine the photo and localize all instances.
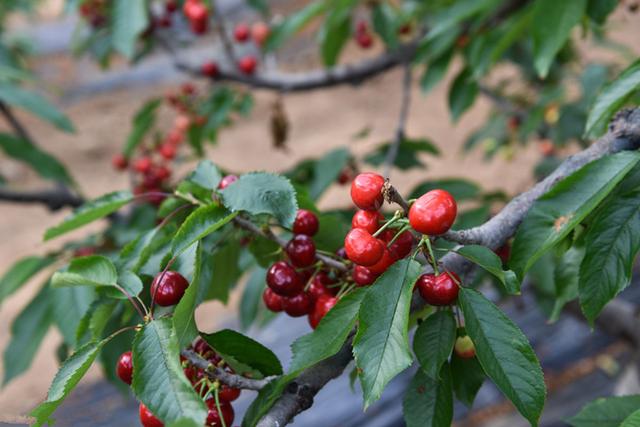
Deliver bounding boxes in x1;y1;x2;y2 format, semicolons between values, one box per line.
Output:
167;129;184;145
139;403;164;427
112;153;128;171
417;271;460;306
495;243;511;265
159;143;177;160
308;295;338;329
165;0;178;13
183;365;197;383
190;16;208;35
351;210;383;234
337;168;352;185
116;351;133;385
133;157;153;174
234;22;250;42
74;246;96;257
356;32;373;49
408;189;457;235
150;271;190;306
205;400;234;426
293;209;319;236
351;173;385;211
308;272;334;300
266;261;303;296
367;247;396;275
388;230;415;259
218;385;241;402
344;228;384;266
238;56;257;74
262;287;284;312
355;20;368;34
202;61;219;77
181;82;196;96
398;23;412;35
286;235;316;267
193;337;214;356
283;292;313;317
218;174;238;189
251;21;270;46
153;165;172;182
157;15;172;28
353;265;378;286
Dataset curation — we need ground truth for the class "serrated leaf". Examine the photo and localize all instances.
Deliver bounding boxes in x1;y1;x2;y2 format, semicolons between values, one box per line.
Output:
51;286;95;346
112;0;149;59
448;68;478;121
413;310;456;379
567;395;640;427
290;287;367;373
621;409;640;427
264;1;326;51
353;259;422;408
0;83;73;132
456;245;520;294
549;245;584;322
458;288;545;426
203;329;282;377
318;7;351;67
0;133;73;184
585;59;640;137
450;353;485;407
365;138;440;170
132;319;207;425
52;255;117;289
0;255;54;304
44;191;134;241
187;160;222;190
402;365;453;427
240;268;267;330
532;0;587;78
76;299;117;344
221;172;298;228
171;204;237;256
124;99;161;157
309;147;350;199
206;241;242;303
510;151;640;279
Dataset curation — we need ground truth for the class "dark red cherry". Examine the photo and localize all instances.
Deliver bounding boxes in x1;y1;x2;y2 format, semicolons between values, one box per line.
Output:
150;271;189;306
282;292;313;317
266;261;303;296
286;235;316;267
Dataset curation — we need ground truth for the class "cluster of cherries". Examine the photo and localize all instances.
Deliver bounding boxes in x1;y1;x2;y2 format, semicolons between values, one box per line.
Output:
78;0;109;28
182;0;210;35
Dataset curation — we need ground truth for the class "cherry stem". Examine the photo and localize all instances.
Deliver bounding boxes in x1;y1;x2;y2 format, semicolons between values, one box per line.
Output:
386;224;412;247
214;387;228;427
336;282;356;299
114;284;147;320
422;237;440;275
372;211;403;238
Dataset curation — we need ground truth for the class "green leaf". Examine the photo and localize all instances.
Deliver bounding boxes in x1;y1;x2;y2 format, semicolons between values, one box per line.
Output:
372;2;399;48
0;83;73;132
206;241;242;303
31;340;106;426
621;409;640;427
458;288;545;426
364;138;440;170
455;245;520;294
309;147;350;199
0;133;73;184
240;268;267;330
0;255;54;304
413;310;456;379
448;68;478;121
171;204;238;256
420;51;453;93
409;178;481;201
203;329;283;377
549;245;584;322
265;1;327;51
318;7;351;67
44;191;134;241
3;284;53;385
242;375;295;427
353;259;422;408
248;236;281;268
450;353;485;407
76;299;117;344
124;99;161;157
510;151;640;278
221;172;298;228
112;0;149;59
132;319;207;425
51;286;95;345
290;287;368;373
187;160;222;190
585;59;640;137
402;365;453;427
567;395;640;427
587;0;618;24
426;0;502;41
532;0;587;78
51;255;117;289
579;190;640;323
118;270;143;297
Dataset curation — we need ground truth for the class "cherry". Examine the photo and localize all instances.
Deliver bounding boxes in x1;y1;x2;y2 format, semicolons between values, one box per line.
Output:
181;82;196;96
157;15;172;28
139;403;164;427
367;247;396;275
234;22;250;42
167;129;184;145
202;61;219;78
495;243;511;265
351;172;385;211
74;246;96;257
159;143;176;160
183;365;197;383
153;165;172;182
398;23;412;35
353;265;378;286
417;271;460;306
205;400;234;426
454;335;476;359
262;287;284;312
133;157;153;174
356;32;373;49
308;272;335;300
238;55;257;74
308;295;338;329
150;271;189;306
351;210;383;234
539;139;555;157
218;385;241;402
283;292;313;317
252;21;270;46
218;174;238;190
355;21;368;33
116;351;133;385
266;261;303;296
408;189;457;235
337;168;353;185
112;153;128;171
344;228;384;266
293;209;319;236
388;230;415;259
336;247;348;260
165;0;178;13
175;115;191;132
193;337;214;356
286;235;316;267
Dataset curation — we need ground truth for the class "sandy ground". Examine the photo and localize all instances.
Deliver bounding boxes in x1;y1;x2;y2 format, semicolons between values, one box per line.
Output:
0;4;638;420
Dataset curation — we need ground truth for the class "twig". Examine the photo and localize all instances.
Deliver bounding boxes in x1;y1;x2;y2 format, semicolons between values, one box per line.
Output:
383;63;412;178
382;181;410;216
0;185;84;211
209;0;237;65
0;101;36;144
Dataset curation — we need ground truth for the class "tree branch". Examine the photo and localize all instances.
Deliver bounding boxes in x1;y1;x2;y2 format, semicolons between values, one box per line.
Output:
0;101;36;144
0;185;84;211
209;0;238;65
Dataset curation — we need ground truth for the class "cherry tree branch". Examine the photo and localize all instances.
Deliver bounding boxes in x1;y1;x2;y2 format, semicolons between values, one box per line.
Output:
0;185;84;211
209;0;238;65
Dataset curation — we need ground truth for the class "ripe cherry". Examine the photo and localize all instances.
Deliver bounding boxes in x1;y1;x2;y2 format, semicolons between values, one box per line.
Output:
234;22;250;42
353;265;378;286
167;129;184;145
293;209;319;236
205;400;234;426
153;165;171;182
112;153;128;171
193;337;214;356
367;247;396;275
74;246;96;257
165;0;178;13
252;21;270;46
356;32;373;49
495;243;511;265
218;174;238;189
133;157;153;174
398;23;412;35
351;172;385;211
238;56;257;74
283;292;313;317
150;271;189;306
417;271;460;306
351;210;383;234
139;403;164;427
262;287;284;312
388;230;415;259
336;247;348;260
286;235;316;267
266;261;303;296
308;295;338;329
308;272;335;300
408;189;457;235
344;228;384;266
218;385;241;402
201;61;219;77
454;335;476;359
116;351;133;385
159;143;176;160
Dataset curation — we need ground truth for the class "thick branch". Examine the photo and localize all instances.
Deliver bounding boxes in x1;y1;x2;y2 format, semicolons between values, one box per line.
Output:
0;186;84;211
